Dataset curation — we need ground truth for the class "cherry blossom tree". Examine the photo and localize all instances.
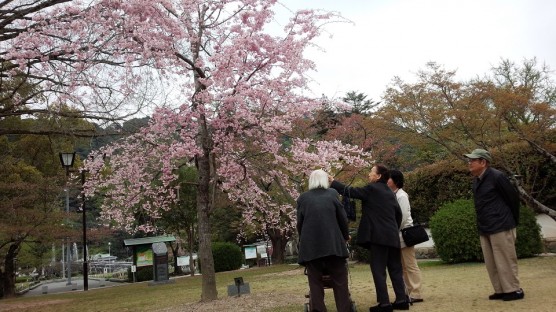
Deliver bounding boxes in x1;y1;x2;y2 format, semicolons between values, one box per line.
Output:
7;0;371;300
1;0;164;137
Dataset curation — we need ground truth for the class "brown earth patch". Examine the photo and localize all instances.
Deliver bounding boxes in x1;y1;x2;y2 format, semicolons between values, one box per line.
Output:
164;292;306;312
0;299;72;312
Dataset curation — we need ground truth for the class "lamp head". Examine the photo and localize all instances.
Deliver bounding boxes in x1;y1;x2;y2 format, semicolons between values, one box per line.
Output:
59;152;76;168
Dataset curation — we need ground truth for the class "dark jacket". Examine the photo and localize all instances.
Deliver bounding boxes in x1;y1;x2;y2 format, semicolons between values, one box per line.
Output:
330;180;402;249
297;188;350;265
473;167;520;235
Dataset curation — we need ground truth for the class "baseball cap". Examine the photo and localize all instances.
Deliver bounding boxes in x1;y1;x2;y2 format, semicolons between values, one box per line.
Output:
464;149;492;162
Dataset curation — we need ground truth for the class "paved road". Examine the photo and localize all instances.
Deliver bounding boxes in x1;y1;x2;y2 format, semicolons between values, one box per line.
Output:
537;213;556;240
23;277;126;296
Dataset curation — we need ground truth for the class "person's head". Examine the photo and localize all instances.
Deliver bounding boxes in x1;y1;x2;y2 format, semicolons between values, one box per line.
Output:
464;148;491;177
308;169;329;190
369;164;390;184
388;169;404;191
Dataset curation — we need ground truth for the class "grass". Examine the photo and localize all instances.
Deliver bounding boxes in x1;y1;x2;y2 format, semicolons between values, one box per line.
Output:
1;256;556;311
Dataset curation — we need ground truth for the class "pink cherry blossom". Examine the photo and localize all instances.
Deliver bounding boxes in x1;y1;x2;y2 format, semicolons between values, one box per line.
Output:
7;0;370;300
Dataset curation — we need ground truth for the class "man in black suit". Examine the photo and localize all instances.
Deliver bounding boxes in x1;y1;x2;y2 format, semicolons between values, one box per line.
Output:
330;164;408;312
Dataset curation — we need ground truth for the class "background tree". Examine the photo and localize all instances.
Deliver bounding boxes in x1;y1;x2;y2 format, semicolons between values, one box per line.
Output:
380;60;556;218
0;106;125;298
490;58;556;162
342;91;380;116
1;1;161;138
157;166;199;276
0;160;65;298
75;1;369;301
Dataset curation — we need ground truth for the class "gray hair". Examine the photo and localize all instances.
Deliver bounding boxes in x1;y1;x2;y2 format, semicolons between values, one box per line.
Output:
308;169;329;190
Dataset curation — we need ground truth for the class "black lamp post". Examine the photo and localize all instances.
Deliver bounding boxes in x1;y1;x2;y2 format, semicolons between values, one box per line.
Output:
59;152;75;286
80;169;88;291
13;257;18;279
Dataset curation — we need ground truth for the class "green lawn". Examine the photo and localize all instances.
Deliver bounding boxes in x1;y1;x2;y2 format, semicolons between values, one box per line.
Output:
2;256;556;311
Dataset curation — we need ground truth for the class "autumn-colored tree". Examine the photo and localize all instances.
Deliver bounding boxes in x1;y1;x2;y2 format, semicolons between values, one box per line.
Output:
318;91;407;180
489;58;556;163
488;59;556;214
380;60;556;217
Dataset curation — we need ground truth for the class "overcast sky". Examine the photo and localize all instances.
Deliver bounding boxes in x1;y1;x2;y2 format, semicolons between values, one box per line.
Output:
276;0;556;101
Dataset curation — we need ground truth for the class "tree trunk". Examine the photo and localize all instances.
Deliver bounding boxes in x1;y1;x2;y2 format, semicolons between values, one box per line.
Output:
190;18;217;299
170;242;183;275
505;166;556;220
188;225;196;277
0;269;4;298
196;183;214;291
268;228;288;265
196;129;217;300
524;135;556;164
518;185;556;219
1;244;18;299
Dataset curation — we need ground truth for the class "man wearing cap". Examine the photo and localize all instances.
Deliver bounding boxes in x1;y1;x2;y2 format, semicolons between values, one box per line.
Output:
464;148;524;301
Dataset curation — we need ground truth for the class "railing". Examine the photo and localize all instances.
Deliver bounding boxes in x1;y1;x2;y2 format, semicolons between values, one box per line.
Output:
15;279;40;294
88;261;132;280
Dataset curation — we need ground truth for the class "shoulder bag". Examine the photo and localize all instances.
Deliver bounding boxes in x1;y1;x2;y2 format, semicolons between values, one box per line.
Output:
401;224;429;247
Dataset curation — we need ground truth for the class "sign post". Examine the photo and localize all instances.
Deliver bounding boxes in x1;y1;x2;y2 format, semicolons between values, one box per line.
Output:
131;265;136;283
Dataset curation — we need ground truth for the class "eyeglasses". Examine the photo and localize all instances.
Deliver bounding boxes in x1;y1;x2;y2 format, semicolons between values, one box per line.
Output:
467;158;483;164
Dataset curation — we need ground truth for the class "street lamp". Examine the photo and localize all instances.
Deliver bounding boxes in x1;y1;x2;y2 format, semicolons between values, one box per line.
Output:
59;152;75;286
108;242;112;273
80;169;89;291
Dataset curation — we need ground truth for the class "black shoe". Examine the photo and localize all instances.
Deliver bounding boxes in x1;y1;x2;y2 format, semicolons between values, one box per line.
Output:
410;297;424;303
488;293;505;300
503;289;524;301
392;301;410;310
370;304;393;312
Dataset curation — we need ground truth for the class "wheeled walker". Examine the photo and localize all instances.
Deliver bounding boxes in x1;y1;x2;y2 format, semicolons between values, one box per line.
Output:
303;262;357;312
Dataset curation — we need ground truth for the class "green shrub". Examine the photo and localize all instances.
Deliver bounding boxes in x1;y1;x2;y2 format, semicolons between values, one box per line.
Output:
349;232;370;263
353;246;370;264
15;276;31;283
430;199;543;263
284;255;298;264
405;160;473;224
212;242;242;273
516;206;543;257
430;199;482;263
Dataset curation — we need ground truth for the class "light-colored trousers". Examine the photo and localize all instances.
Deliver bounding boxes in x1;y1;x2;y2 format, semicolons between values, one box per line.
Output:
479;228;521;293
400;246;423;299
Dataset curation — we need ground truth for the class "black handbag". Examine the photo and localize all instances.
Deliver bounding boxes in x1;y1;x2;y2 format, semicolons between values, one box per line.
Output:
401;224;429;247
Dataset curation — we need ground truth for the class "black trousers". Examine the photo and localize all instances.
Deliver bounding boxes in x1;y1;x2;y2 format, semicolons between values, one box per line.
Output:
369;244;407;305
306;256;351;312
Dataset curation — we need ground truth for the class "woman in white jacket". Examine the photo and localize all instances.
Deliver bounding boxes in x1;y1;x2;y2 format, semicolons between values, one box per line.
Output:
388;170;424;303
